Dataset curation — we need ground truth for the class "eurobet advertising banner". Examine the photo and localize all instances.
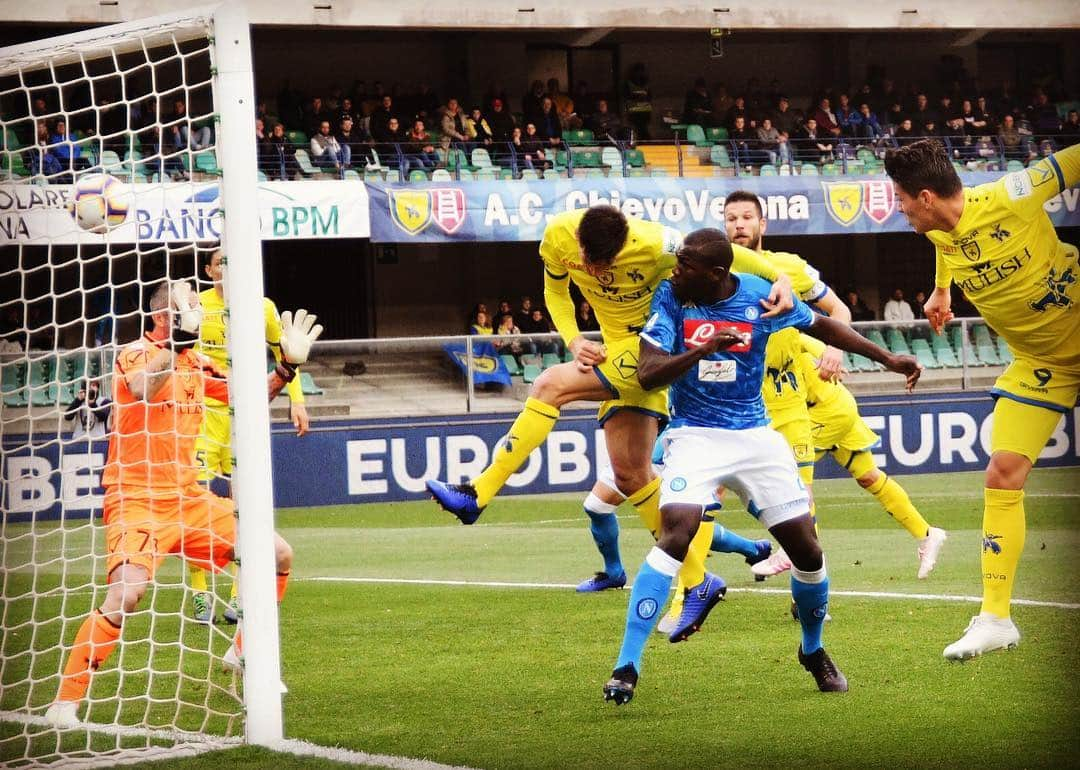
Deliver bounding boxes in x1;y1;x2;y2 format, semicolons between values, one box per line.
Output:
366;171;1080;243
0;179;370;243
4;393;1078;520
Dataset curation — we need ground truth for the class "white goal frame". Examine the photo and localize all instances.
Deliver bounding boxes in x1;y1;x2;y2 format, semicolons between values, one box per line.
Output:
0;2;283;750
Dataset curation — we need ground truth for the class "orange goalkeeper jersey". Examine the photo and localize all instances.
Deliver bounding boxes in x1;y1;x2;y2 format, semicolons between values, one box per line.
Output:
102;334;230;496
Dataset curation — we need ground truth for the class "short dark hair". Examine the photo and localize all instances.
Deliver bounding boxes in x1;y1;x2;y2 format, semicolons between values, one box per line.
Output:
577;205;629;266
723;189;763;218
884;139;962;198
680;228;733;272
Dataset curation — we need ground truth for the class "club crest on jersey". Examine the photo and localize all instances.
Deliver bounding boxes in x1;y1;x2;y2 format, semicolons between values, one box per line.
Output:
683;319;752;352
961;240;982;261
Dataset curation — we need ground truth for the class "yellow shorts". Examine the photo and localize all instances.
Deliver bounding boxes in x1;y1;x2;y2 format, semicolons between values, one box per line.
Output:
991;356;1080;413
594;334;670;425
810;389;879;459
772;418;815;487
196;403;232;480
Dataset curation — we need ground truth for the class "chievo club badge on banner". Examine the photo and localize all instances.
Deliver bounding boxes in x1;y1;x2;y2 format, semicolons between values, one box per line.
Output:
388;188;466;236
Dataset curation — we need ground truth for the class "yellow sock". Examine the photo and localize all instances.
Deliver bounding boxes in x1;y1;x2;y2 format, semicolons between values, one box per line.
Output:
669;576;686;616
472;397;559;507
867;474;930;539
189;564;208;593
981;488;1025;619
626;478;714;588
229;563;239;601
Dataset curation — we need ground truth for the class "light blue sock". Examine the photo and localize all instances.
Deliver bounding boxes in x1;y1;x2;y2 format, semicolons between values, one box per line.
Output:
711;525;761;559
615;548;679;672
791;566;830;655
585;497;623;578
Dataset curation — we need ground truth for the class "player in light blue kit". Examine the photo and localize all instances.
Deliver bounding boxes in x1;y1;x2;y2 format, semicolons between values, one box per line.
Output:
603;229;921;704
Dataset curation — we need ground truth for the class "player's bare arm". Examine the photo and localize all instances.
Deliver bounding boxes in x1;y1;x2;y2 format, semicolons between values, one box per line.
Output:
805;316;922;392
636;331;746;391
811;288;851;380
923;286;953;335
759;271;794;318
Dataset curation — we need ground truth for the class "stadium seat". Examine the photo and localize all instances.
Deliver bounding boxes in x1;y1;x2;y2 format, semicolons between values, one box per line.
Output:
1006;160;1025;172
408;169;428;182
885;328;911;355
628;167;648;177
821;163;840;176
910;338;941;369
499;354;523;376
519;168;539;181
541;353;561;369
800;164;819;176
623;149;646;167
977;343;1002;366
432;168;452;181
293;149;321;177
850;353;880;372
470;148;494;169
99;150;123;172
685;124;707;146
601;146;622;170
457;168;474;181
563;129;595;146
542;168;561;179
705;127;729;144
29;356;58;406
59;351;86;384
520;354;541;369
522;363;542;384
343;169;361;180
709;145;733;167
930;334;960;367
1;361;27;407
996;336;1013;364
650;168;669;177
499;168;514;180
194;151;221;175
572;150;602;167
363;169;383;182
476;168;497;181
285;130;308;146
759;164;778;176
299;372;324;396
866;328;888;349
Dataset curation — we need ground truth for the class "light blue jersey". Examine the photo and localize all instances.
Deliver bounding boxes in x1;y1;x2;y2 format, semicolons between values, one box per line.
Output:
640;275;816;430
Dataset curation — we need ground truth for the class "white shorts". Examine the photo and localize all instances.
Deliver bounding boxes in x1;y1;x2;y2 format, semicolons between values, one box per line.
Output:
658;425;810;530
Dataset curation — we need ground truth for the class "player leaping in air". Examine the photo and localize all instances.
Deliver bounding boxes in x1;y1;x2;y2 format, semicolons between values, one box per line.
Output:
427;204;796;642
45;281;322;728
884;138;1079;660
602;228;921;705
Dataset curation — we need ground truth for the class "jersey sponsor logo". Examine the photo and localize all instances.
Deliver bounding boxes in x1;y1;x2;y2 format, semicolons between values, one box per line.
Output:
388;188;466;235
1029;267;1076;313
683;319;752;352
698;359;737;382
1005;170;1033;200
956;248;1031;294
822;181;897;227
585;284;653;304
626;268;645;283
989;223;1011;243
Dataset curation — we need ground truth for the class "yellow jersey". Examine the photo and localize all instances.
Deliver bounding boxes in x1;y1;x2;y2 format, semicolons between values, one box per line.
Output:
928;144;1080;368
197;288;304;406
798;335;844;411
540;209;784;345
759;250;830;426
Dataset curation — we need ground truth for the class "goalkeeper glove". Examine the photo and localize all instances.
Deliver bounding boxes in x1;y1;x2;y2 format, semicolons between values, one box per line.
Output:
279;309;323;370
171;281;202;350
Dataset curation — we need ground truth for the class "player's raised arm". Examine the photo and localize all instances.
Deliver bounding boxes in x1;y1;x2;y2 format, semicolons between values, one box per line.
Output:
1020;141;1080;207
127;281;201;401
809;287;851;380
804;315;922;392
730;243;793;317
271;309;323;399
637;330;745;391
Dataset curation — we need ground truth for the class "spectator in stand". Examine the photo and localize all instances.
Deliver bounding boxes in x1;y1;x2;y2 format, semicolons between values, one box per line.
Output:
756;117;785;166
912;291;927;320
938;94;960;123
466;106;494;145
171;99;213;151
587;99;623;142
547;78;575;130
576;300;600;333
337;113;372;168
255;99;277;130
998;114;1029;160
439;98;469;148
960;99;988;135
520;124;551;170
910;93;937;133
853;103;883;140
265;122;300;181
535;97;563;144
711;83;734;123
624;62;653;141
520;306;557;354
370;95;397;142
796;117;833;162
338;97;358;126
875;78;898;118
729;115;756;165
469;310;493;336
303;96;328;138
974;96;995;131
894;118;919;147
376;116;409;172
65;381;112;438
487;98;516;142
724;95;747;130
941;116;970;157
1061;110;1080;146
515;296;534;330
310;120;347;177
683;77;715;127
883;288;915;328
496;300;513;319
922;118;941;139
255;117;274;175
1027;90;1062;142
523;80;547;128
153;125;186;180
835;93;858;137
883;101;905;133
405;119;439;171
770;95;797;138
844;290;875;322
813;96;842;138
50;119;90;175
28;120;63;178
493;313;525;358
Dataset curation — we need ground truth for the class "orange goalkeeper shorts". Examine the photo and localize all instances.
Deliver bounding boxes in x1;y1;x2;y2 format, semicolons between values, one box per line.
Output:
103;485;237;579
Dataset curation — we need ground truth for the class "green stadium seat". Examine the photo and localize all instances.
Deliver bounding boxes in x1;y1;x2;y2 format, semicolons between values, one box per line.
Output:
821;163;840;176
910;338;940;369
996;336;1013;364
431;168;452;181
363;169;383;182
522;363;542;383
520;354;541;369
292;149;321;177
541;353;561;369
470;148;494;169
29;356;58;406
408;169;428;182
624;149;646;167
59;351;86;383
972;324;993;346
572;150;601;167
866;329;888;349
1006;160;1025;172
628;167;648;177
499;354;523;376
977;343;1002;366
2;361;27;407
563;129;595;146
650;168;669;177
759;164;778;176
705;126;728;144
475;168;497;181
457;168;474;181
519;169;539;181
601;146;622;169
499;168;514;180
930;334;960;367
343;169;361;180
542;168;561;180
800;164;819;176
709;145;733;167
285;130;308;146
194;151;221;175
685;124;707;146
99;150;123;172
885;328;911;355
299;372;323;395
850;353;880;372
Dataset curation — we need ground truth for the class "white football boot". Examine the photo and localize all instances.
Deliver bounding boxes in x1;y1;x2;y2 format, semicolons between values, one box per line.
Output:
943;613;1020;660
750;547;792;579
917;527;948;579
222;642;288;694
656;610;679;635
44;701;80;729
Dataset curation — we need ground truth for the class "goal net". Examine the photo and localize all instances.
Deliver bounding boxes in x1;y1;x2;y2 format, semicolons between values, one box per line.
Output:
0;7;283;766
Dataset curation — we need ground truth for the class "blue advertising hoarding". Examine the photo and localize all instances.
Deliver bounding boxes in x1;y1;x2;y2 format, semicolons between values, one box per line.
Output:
366;172;1080;243
3;392;1078;521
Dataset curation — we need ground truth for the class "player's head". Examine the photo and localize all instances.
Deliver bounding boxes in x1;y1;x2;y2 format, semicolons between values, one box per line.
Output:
577;205;628;275
671;228;733;303
884;139;962;234
199;242;224;286
723;190;765;251
148;279;199;330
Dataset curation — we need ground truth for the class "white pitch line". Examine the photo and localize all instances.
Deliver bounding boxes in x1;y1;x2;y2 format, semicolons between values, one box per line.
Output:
298;575;1080;610
275;737;481;770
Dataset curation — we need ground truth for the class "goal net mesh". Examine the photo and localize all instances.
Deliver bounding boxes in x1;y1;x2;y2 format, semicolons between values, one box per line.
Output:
1;11;252;766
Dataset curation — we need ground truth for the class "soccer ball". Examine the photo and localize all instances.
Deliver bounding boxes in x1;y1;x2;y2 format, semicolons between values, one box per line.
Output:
68;174;129;233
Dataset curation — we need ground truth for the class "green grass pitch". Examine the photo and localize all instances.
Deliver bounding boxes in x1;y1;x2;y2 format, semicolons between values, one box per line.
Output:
2;467;1079;769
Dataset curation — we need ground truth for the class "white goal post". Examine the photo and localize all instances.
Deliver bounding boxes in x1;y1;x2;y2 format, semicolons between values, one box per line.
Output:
0;4;283;764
